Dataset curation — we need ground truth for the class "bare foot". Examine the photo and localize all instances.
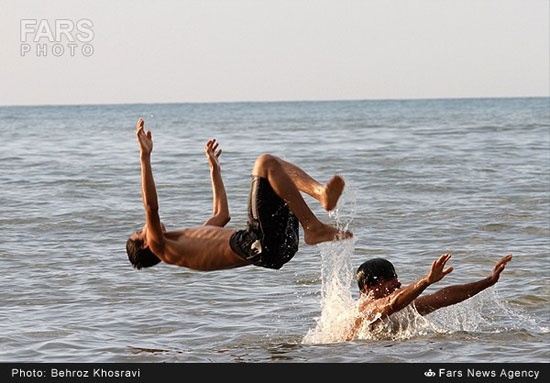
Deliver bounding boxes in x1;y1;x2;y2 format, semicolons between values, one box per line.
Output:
304;222;353;245
321;175;345;211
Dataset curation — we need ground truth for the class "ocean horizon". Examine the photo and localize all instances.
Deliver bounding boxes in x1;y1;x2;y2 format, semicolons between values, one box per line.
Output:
2;95;548;108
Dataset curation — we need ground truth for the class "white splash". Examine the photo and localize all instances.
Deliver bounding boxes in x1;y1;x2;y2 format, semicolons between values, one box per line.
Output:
302;238;357;344
302;182;547;344
302;184;358;344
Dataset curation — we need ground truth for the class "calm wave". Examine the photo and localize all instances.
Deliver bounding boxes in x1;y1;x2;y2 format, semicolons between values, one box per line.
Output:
1;98;549;362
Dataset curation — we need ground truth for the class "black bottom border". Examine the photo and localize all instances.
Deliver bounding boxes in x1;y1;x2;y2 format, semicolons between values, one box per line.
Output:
2;363;548;382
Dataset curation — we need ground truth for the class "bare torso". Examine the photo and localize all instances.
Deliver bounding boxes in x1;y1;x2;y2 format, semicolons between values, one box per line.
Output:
158;225;250;271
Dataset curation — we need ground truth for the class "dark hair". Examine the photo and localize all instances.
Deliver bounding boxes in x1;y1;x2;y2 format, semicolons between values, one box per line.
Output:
126;234;161;270
356;258;397;293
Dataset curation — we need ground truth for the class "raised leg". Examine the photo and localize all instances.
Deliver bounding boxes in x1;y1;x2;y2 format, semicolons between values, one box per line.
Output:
278;158;345;211
252;154;352;244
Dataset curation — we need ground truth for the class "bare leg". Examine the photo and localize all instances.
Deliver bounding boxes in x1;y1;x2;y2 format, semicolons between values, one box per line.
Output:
278;157;345;211
252;154;352;245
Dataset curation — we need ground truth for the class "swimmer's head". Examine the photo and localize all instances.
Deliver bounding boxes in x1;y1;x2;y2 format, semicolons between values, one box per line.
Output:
356;258;400;297
126;230;161;270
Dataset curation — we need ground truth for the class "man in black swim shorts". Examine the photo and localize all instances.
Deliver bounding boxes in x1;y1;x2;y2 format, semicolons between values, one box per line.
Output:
126;118;352;271
229;176;300;269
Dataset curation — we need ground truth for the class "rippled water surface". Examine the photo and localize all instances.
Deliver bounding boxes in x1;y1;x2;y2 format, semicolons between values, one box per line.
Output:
1;98;549;362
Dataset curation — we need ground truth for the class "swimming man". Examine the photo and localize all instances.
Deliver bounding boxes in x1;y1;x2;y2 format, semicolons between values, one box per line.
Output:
348;253;512;339
126;118;352;271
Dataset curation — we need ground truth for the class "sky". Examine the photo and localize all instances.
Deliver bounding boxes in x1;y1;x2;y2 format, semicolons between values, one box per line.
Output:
1;0;549;106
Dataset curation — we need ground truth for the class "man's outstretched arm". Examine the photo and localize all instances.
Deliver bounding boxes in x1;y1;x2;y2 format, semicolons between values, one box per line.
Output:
413;254;512;316
375;253;453;318
203;138;230;227
136;118;165;255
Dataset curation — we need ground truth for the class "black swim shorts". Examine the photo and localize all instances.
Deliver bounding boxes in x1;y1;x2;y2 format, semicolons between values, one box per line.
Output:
229;176;299;269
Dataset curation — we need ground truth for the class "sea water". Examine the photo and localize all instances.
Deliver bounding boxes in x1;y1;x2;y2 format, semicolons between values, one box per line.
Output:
0;98;548;362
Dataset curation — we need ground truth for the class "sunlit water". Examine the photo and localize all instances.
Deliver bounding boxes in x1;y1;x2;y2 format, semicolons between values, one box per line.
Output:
1;98;548;362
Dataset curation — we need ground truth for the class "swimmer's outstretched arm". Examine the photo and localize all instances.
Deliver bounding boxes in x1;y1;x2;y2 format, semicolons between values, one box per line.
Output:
203;138;230;227
376;253;453;318
136;118;166;256
413;254;512;316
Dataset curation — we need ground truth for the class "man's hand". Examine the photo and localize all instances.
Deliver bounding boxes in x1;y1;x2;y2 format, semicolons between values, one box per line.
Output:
205;138;222;172
488;254;512;285
136;118;153;157
425;253;454;284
